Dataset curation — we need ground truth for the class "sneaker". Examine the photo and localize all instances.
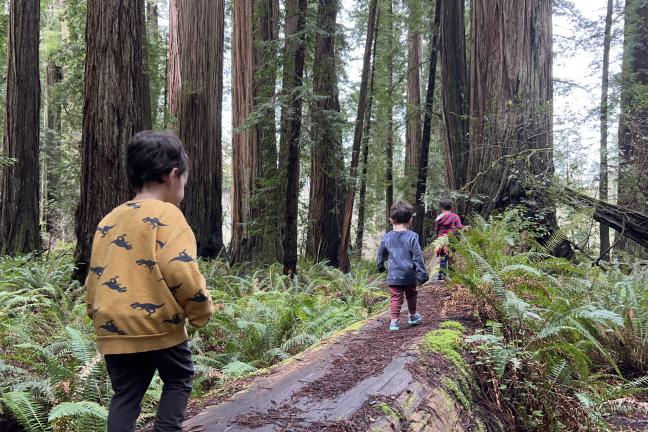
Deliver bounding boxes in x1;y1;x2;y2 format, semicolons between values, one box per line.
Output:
389;319;400;331
408;313;423;326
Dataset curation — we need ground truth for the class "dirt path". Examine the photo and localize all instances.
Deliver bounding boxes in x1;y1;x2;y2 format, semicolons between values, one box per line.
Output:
182;281;479;432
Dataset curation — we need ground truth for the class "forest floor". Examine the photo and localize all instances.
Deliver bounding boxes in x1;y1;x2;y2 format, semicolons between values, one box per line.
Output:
181;280;485;432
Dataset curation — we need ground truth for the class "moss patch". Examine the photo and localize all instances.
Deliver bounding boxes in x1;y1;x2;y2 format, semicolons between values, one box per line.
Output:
421;326;466;370
438;320;465;333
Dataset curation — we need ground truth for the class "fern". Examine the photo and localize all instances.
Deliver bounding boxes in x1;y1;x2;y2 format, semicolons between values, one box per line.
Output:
2;391;51;432
48;401;107;423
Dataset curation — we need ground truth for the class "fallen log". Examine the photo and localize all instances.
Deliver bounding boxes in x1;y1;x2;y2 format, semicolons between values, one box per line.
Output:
564;187;648;250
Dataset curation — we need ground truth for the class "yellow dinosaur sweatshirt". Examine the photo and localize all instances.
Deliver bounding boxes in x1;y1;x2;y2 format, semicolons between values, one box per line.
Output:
84;199;213;355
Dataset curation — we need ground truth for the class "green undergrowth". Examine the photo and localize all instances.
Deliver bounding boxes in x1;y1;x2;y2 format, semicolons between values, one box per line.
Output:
0;248;385;431
439;210;648;431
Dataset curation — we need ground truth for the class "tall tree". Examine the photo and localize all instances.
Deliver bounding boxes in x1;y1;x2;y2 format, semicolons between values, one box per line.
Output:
466;0;568;256
308;0;345;267
598;0;613;261
0;0;41;255
230;0;281;264
617;0;648;258
73;0;151;281
412;0;441;243
440;0;469;194
146;0;163;127
338;0;379;272
279;0;307;275
385;0;394;230
44;62;63;238
168;0;225;258
405;4;422;200
355;16;379;253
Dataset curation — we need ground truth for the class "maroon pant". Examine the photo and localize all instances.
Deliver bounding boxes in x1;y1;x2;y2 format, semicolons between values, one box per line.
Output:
389;285;417;320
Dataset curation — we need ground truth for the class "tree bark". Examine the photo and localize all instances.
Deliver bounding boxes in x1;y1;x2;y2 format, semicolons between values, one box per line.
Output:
230;0;281;264
279;0;307;275
405;29;422;201
73;0;151;281
338;0;379;272
168;0;225;258
466;0;566;256
617;0;648;258
308;0;345;267
440;0;469;194
599;0;613;261
385;0;394;231
412;0;442;244
355;15;379;254
0;0;41;255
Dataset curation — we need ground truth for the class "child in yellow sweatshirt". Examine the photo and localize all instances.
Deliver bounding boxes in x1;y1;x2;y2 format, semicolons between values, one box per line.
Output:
84;131;213;432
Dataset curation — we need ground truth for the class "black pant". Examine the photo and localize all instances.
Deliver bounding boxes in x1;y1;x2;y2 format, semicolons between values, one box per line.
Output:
105;341;194;432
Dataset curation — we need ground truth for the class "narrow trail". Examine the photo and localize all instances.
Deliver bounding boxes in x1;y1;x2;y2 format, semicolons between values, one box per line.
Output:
182;281;481;432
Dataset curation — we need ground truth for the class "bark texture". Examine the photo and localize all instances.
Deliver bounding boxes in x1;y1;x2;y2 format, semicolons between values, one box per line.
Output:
0;0;41;255
308;0;345;267
73;0;151;281
279;0;307;275
440;0;469;193
168;0;225;258
230;0;281;264
466;0;561;247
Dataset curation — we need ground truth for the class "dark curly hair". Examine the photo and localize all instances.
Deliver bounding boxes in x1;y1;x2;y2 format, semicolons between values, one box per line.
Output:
439;198;453;211
127;131;188;190
390;201;414;224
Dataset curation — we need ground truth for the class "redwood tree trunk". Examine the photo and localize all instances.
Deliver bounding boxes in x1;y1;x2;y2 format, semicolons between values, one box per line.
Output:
44;61;63;239
617;0;648;258
230;0;281;264
599;0;613;261
279;0;307;275
405;29;422;200
308;0;345;267
355;17;379;254
338;0;379;272
466;0;564;254
168;0;225;258
0;0;41;255
385;0;394;230
440;0;469;195
412;0;442;244
73;0;151;281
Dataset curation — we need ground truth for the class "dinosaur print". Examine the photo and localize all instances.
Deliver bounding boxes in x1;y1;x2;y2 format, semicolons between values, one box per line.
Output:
168;283;182;296
89;266;107;279
102;276;127;293
189;290;208;303
126;202;142;209
162;313;183;325
130;302;165;317
96;224;116;238
112;234;133;251
136;259;157;272
156;240;166;249
142;217;168;229
100;320;126;335
169;249;195;263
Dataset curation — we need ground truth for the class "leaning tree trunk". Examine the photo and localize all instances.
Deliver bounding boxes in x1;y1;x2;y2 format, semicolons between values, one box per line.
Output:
599;0;613;261
355;17;379;254
617;0;648;258
440;0;469;195
73;0;151;281
412;0;441;244
308;0;345;267
466;0;568;256
338;0;379;272
279;0;307;275
230;0;281;264
0;0;40;255
168;0;225;258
